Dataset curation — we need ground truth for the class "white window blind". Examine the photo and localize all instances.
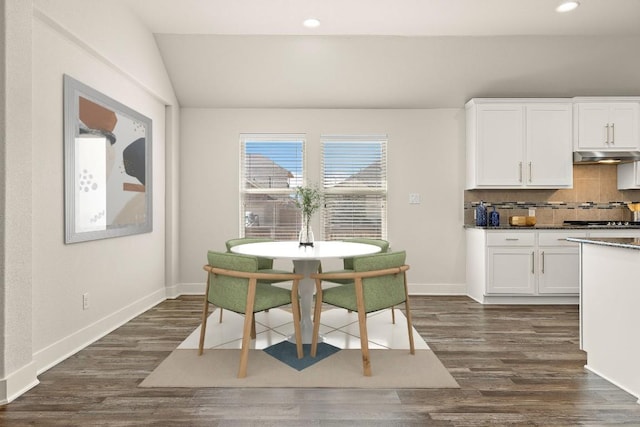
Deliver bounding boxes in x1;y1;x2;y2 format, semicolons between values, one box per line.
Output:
240;134;305;240
321;136;387;240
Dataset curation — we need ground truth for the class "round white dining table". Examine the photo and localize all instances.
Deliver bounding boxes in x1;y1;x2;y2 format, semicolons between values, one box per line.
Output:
230;240;381;344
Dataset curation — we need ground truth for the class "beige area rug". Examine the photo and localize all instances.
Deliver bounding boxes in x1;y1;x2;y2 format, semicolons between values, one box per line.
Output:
140;348;459;389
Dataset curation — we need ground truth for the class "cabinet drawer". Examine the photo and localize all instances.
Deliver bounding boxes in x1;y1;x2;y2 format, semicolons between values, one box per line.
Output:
487;232;535;246
538;231;587;247
588;229;640;238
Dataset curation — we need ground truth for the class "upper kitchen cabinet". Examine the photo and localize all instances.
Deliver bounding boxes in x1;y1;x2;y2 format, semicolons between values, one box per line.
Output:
574;98;640;151
466;99;573;189
617;161;640;189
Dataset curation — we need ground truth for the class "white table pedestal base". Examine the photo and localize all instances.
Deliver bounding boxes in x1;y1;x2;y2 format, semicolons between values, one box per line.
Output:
292;259;320;344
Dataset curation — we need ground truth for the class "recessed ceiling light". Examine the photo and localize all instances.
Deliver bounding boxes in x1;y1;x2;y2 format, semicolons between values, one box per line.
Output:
556;1;580;12
303;18;321;28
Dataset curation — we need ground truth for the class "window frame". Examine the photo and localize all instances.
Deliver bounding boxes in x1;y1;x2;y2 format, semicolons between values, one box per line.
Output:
320;135;388;241
239;133;306;239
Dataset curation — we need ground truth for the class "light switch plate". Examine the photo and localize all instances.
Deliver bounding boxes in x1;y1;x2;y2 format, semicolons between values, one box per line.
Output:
409;193;421;204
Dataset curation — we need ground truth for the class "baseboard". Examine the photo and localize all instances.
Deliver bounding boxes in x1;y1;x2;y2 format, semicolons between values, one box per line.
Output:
33;288;167;375
408;283;467;295
175;282;206;296
176;282;466;297
584;364;640;403
0;362;39;405
474;295;579;305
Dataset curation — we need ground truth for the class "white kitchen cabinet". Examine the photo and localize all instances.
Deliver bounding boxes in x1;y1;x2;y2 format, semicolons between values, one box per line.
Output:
537;231;583;294
486;230;582;296
468;228;640;302
574;102;639;151
487;247;535;294
617;161;640;189
587;229;640;238
467;229;586;302
537;247;579;294
466;99;573;189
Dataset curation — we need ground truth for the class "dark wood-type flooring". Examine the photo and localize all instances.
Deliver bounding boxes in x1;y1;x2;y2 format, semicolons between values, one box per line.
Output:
2;295;640;426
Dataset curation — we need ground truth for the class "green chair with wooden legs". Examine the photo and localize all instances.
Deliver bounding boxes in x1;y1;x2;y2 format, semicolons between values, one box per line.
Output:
321;238;390;281
225;238;292;277
216;238;293;323
199;251;304;378
310;250;414;376
320;239;398;322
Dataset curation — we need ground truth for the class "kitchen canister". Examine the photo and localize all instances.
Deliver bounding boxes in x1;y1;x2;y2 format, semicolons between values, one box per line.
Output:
489;206;500;227
475;201;487;226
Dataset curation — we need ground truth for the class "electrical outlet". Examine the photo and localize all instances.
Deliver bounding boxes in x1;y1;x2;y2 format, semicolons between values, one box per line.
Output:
409;193;421;204
82;292;89;310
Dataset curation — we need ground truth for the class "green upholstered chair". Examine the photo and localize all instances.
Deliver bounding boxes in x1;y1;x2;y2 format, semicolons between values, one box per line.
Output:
220;238;294;322
225;238;290;275
321;239;397;321
199;251;304;378
310;250;414;376
321;238;390;283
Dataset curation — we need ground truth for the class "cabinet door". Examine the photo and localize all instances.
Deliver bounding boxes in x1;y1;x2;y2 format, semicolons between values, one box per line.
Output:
487;247;535;294
526;104;573;187
476;105;524;186
616;161;640;189
576;103;610;149
608;103;639;150
537;247;579;294
576;102;639;150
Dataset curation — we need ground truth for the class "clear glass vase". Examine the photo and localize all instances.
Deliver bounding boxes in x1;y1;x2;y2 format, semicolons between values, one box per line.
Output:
299;215;314;247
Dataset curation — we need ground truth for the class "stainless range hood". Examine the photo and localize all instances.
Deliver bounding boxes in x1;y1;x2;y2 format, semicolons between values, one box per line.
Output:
573;151;640;164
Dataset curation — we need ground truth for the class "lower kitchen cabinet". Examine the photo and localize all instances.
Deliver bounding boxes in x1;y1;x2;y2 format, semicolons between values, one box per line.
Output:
467;228;586;303
537;247;579;294
487;247;535;294
537;230;583;294
467;228;640;303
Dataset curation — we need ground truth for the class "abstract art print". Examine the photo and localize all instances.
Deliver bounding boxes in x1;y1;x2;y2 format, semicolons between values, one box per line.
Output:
63;75;152;243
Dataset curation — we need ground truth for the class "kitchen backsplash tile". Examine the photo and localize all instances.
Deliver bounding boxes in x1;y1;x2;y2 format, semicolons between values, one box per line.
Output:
464;164;640;225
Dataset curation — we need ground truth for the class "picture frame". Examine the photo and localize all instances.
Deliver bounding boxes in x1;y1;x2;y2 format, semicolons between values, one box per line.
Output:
63;75;152;243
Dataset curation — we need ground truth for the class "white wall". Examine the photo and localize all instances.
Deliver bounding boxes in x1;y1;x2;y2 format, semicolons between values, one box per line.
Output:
179;108;467;294
0;0;36;403
25;0;176;382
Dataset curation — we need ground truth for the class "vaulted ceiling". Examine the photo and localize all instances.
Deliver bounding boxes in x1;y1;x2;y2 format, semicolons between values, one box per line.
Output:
123;0;640;108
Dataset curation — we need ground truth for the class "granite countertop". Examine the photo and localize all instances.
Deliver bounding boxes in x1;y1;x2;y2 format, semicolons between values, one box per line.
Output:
566;237;640;250
464;224;640;230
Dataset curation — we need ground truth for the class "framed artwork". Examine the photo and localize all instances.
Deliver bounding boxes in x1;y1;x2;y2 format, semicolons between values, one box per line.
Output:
63;75;152;243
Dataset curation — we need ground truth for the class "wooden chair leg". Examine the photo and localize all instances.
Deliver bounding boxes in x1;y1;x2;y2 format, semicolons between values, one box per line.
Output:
403;273;415;355
291;279;303;359
238;311;253;378
391;305;395;324
354;278;372;376
251;316;257;340
198;300;209;356
311;278;323;357
198;275;212;356
219;307;223;323
238;279;257;378
356;308;371;376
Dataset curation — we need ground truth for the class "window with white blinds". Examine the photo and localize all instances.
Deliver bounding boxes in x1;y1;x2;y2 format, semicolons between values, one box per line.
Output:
321;136;387;240
240;134;305;240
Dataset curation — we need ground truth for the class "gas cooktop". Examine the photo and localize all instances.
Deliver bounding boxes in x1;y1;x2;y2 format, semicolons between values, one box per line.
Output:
563;220;640;227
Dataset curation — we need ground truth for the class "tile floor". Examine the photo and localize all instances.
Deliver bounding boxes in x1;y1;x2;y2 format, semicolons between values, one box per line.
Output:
179;307;430;351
